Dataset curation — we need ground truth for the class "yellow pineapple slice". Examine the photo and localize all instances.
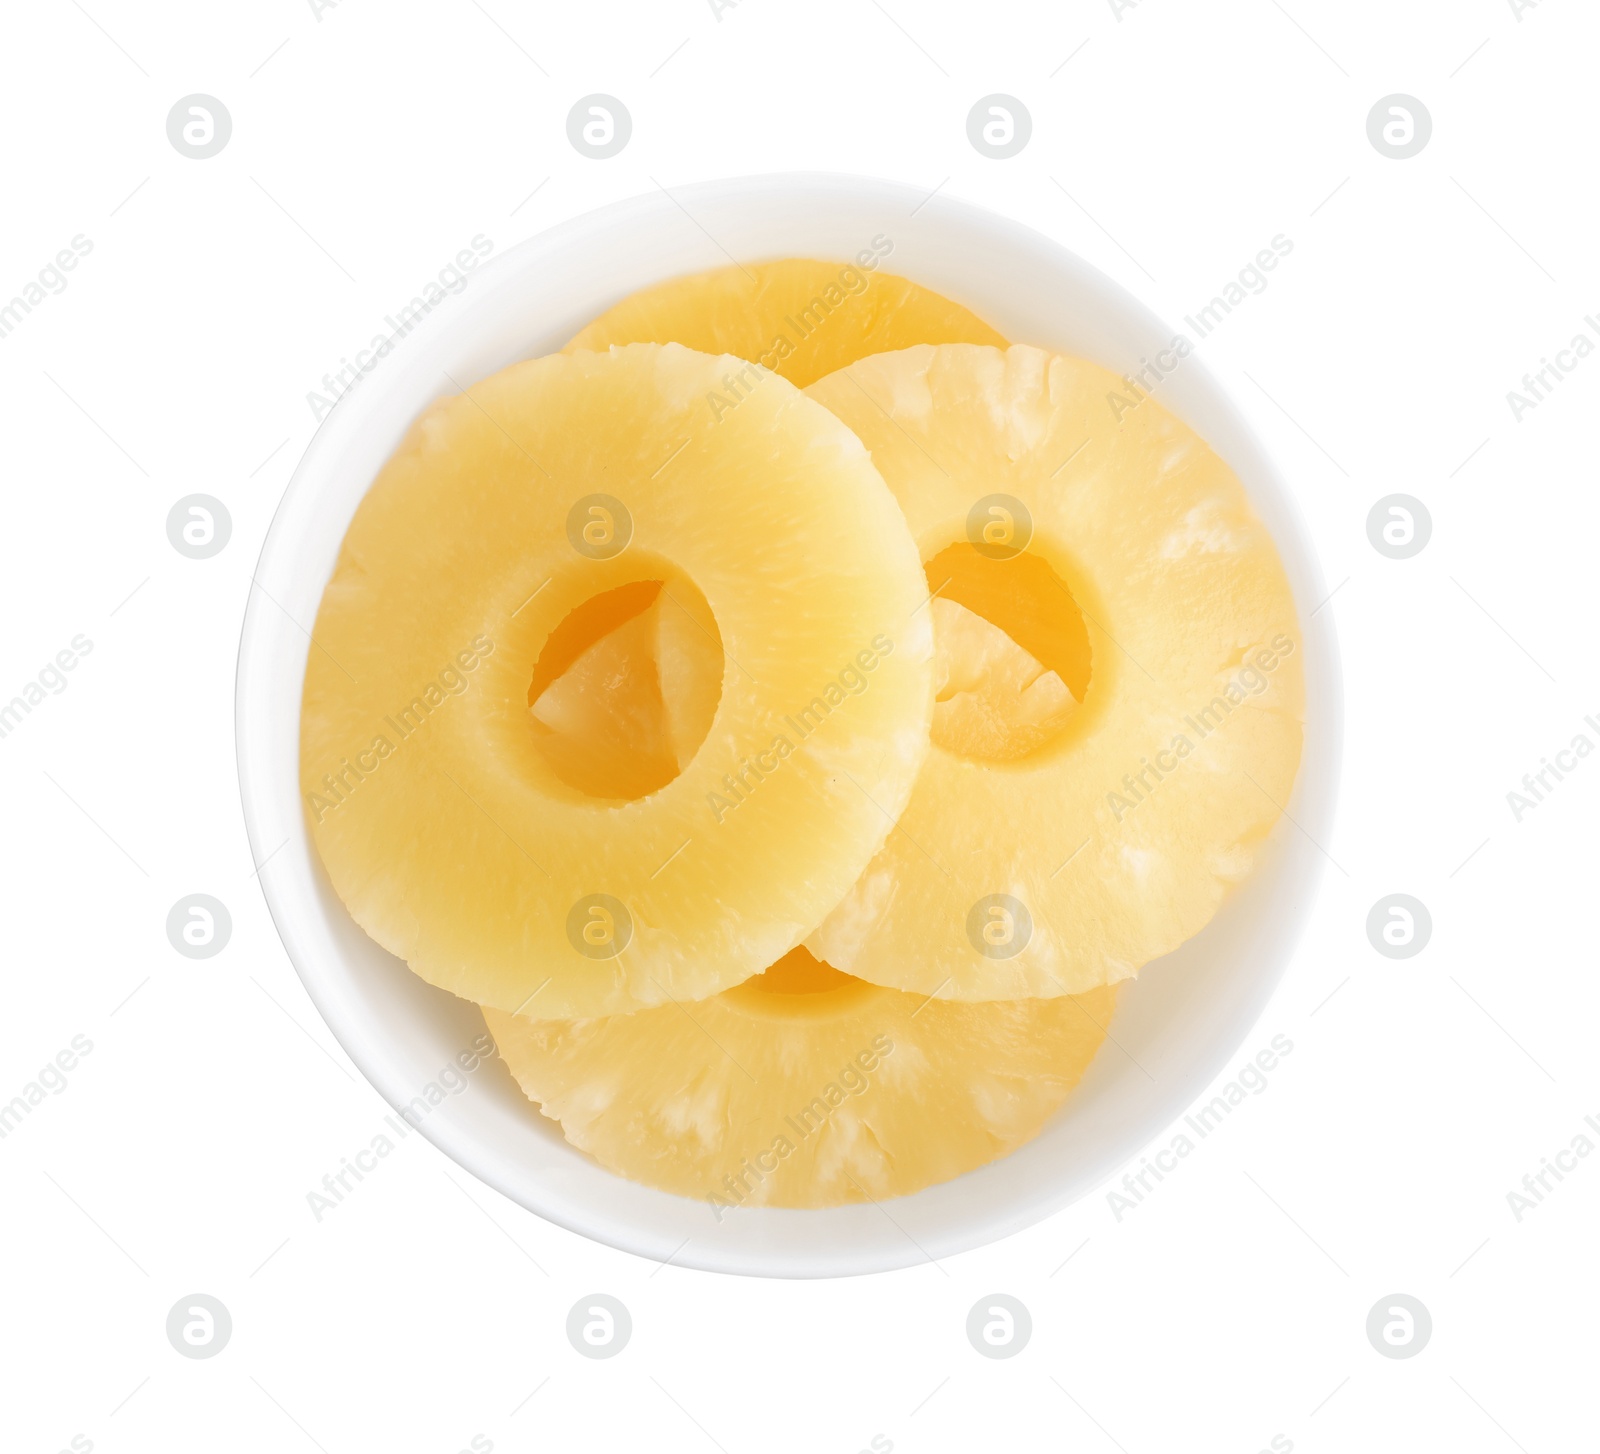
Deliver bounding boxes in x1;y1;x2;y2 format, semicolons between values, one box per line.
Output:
931;597;1078;761
301;344;935;1019
526;577;725;797
484;948;1117;1209
529;593;679;801
803;343;1305;999
654;587;723;771
567;257;1006;388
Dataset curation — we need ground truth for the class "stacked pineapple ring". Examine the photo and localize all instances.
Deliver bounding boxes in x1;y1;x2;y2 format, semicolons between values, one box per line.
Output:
302;259;1303;1211
301;341;935;1021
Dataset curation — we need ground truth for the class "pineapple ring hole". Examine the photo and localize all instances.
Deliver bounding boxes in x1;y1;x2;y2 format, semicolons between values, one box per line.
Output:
922;542;1093;763
721;946;887;1021
744;946;854;995
526;574;724;801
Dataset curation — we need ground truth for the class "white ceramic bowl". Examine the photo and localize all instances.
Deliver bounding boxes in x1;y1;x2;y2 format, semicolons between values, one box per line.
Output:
236;173;1341;1278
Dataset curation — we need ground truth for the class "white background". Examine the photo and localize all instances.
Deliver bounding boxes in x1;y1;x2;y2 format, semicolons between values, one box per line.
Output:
2;1;1596;1450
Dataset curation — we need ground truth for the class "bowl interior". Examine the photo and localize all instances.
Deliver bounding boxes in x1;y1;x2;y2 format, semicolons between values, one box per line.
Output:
236;174;1340;1277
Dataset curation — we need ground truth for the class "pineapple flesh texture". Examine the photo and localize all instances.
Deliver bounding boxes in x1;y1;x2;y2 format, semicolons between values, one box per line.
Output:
567;258;1006;388
804;344;1306;1000
485;948;1117;1207
930;597;1078;762
300;343;935;1019
529;590;680;800
527;581;725;797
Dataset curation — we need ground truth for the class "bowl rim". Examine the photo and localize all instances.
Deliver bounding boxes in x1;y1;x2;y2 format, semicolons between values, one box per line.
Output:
236;170;1343;1278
